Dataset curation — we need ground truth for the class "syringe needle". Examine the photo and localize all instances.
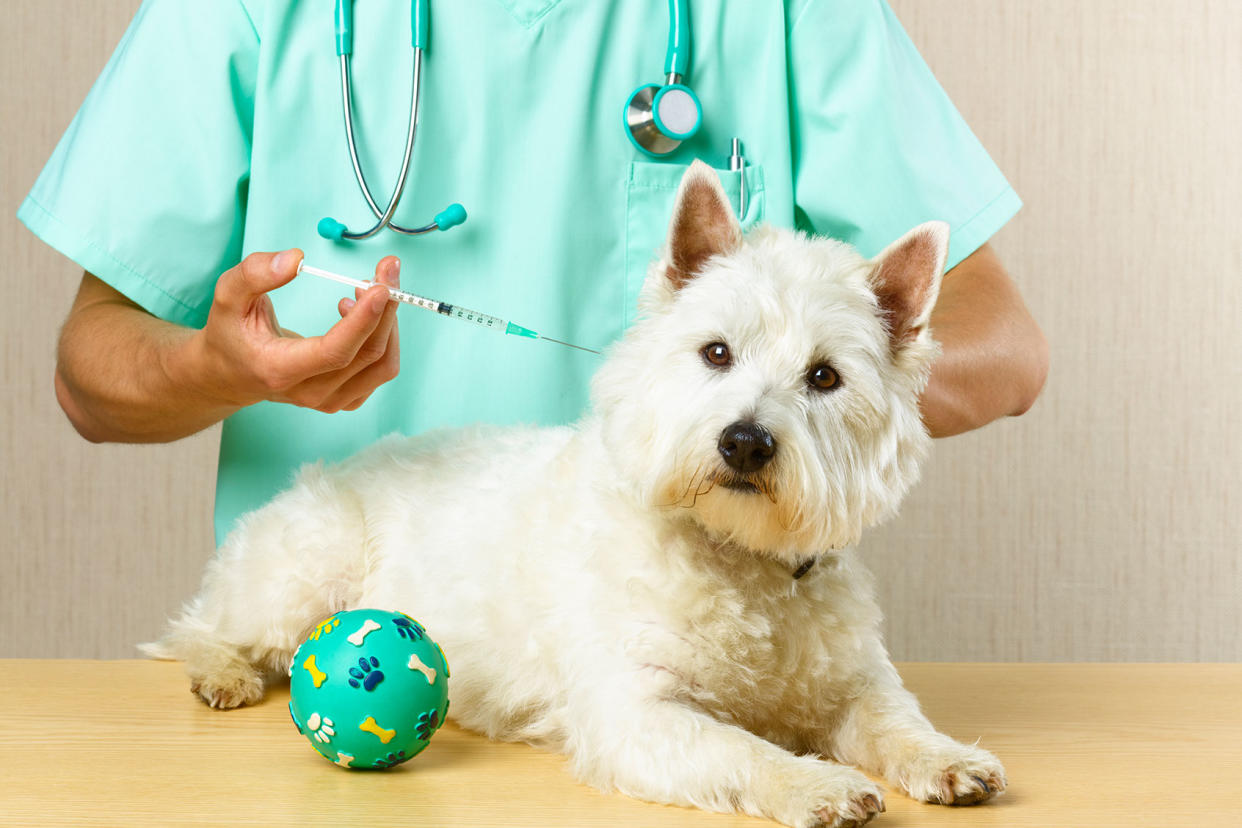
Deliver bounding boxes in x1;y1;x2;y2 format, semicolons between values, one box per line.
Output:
539;335;601;355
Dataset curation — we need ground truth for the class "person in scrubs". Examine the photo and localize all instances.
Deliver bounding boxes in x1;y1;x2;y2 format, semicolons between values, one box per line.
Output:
21;0;1047;544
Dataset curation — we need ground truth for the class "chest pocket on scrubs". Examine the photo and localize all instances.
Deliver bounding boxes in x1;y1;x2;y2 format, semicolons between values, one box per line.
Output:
624;160;765;327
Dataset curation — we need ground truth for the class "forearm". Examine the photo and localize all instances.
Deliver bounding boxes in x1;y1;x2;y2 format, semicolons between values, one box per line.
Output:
55;281;238;443
919;244;1048;438
55;255;404;443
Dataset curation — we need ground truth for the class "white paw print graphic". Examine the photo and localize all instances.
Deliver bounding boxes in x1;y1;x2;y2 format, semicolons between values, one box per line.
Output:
307;712;336;744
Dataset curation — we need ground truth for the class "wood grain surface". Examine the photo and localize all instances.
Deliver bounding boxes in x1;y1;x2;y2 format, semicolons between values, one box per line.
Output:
2;2;1240;659
2;660;1239;827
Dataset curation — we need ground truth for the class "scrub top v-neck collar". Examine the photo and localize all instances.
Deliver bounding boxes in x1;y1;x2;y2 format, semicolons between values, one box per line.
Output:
493;0;566;29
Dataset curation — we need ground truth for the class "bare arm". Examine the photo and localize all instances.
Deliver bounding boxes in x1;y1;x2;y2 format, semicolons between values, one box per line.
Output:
920;243;1048;437
55;276;235;443
54;251;402;443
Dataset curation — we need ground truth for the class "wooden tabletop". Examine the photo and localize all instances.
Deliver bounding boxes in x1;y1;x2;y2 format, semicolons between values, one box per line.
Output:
1;661;1238;827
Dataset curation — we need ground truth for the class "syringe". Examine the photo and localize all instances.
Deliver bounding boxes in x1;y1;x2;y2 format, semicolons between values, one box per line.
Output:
297;262;600;355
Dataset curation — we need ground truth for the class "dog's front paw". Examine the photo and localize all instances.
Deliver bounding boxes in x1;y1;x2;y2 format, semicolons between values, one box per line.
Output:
899;744;1006;806
770;762;885;828
810;790;884;828
189;665;264;710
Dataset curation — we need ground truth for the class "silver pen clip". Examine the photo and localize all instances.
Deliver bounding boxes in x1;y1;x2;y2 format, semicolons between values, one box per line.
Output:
729;138;748;220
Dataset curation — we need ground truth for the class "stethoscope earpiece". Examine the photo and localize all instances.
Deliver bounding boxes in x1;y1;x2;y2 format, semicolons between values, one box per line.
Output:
433;203;468;232
318;202;466;242
318;217;348;242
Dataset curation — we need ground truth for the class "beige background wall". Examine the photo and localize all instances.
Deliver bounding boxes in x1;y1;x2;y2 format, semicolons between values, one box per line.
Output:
2;1;1239;661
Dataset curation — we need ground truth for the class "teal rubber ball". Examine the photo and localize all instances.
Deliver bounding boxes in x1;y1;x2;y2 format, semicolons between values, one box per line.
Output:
288;608;450;769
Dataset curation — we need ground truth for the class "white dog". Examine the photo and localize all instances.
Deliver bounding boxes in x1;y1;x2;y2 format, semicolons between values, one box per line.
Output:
146;161;1005;828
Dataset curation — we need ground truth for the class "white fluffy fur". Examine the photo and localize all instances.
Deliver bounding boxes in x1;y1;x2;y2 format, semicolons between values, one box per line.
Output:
146;162;1004;828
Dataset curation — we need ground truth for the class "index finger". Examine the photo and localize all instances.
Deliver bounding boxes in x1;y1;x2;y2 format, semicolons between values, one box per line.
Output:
270;283;392;380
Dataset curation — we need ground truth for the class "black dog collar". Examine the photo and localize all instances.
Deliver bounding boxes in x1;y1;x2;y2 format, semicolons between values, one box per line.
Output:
792;558;817;580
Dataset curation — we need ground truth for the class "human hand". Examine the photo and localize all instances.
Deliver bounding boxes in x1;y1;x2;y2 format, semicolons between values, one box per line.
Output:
187;249;402;413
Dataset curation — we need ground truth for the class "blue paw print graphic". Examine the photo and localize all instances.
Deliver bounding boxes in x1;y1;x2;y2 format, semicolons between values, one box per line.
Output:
393;616;425;641
414;708;441;741
372;750;407;769
348;656;385;691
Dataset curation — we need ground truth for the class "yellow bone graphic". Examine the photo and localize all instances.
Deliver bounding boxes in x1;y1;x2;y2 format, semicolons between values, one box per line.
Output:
301;654;328;688
359;716;396;744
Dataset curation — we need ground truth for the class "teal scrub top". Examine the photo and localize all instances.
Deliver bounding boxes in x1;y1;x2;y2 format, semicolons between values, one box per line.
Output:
19;0;1021;544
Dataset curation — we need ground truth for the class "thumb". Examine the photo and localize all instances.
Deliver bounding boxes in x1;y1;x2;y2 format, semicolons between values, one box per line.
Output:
218;249;304;309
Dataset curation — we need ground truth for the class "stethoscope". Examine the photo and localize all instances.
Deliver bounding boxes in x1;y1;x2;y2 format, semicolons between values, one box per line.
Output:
318;0;464;242
318;0;727;244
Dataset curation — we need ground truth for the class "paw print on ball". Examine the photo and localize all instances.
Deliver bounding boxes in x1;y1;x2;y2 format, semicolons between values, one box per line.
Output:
393;615;425;641
308;615;341;641
414;708;441;741
306;712;336;744
372;751;408;769
348;656;385;691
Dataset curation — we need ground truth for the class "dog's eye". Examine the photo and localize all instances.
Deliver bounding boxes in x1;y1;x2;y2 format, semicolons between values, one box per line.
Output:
701;342;732;369
807;364;840;391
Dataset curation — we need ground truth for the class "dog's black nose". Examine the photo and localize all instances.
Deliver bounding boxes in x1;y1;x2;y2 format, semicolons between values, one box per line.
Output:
717;422;776;473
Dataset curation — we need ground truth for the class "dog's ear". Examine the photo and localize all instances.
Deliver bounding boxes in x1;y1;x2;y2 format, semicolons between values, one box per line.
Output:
869;221;949;350
665;160;742;289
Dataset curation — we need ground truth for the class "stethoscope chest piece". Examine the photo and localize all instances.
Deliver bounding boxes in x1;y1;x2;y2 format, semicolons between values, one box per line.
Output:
623;0;702;157
625;79;702;157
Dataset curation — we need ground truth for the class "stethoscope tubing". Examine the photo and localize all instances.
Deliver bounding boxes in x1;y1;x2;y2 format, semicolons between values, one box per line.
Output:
664;0;690;77
336;48;435;239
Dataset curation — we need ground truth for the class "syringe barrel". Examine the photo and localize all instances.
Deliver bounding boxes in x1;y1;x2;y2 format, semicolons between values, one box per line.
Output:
389;288;440;313
439;303;506;332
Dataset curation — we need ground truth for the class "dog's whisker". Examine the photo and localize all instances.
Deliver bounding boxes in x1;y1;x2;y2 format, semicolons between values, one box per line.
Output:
655;459;711;510
686;464;714;509
652;455;699;509
667;466;701;509
687;468;706;508
686;463;709;506
752;476;779;505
